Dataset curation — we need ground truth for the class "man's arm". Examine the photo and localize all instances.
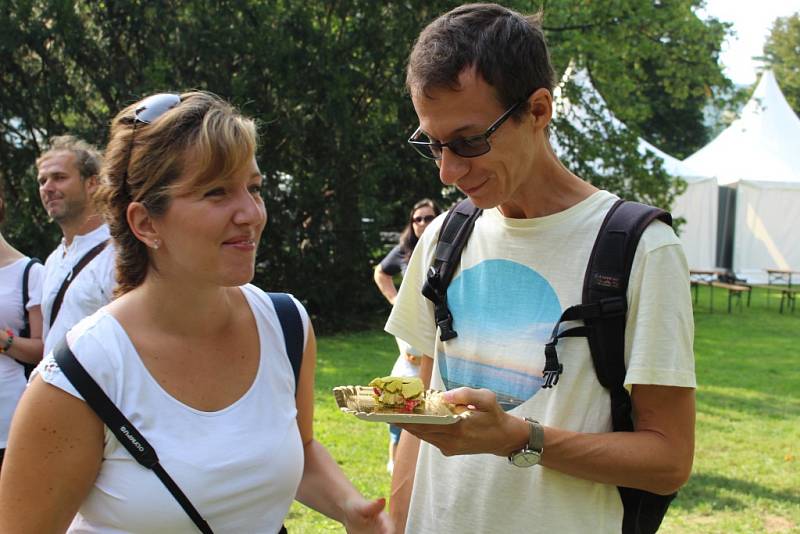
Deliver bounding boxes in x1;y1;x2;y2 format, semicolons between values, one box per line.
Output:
540;384;694;494
399;383;694;495
389;355;432;531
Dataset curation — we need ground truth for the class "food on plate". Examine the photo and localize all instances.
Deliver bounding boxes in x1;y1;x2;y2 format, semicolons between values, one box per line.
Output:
368;376;425;412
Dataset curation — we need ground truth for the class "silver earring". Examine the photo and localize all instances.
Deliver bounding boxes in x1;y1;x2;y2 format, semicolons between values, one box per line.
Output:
152;239;161;249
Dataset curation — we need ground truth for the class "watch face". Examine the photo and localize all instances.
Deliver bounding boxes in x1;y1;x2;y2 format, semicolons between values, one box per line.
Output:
510;450;540;468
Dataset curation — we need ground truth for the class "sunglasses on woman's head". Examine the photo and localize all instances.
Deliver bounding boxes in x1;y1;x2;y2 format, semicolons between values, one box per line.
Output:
412;215;435;224
134;93;182;124
123;93;182;196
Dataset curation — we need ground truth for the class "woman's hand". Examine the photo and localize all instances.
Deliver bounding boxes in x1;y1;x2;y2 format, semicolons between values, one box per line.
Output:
404;353;420;365
343;497;395;534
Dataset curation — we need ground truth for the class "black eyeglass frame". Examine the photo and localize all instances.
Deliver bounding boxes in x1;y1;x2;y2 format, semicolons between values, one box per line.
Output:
407;96;528;160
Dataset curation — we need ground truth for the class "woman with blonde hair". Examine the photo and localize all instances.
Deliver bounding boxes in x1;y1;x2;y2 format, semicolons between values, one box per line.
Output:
0;92;391;533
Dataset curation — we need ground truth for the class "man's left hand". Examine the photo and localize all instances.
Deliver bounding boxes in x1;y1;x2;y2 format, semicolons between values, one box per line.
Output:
397;387;527;457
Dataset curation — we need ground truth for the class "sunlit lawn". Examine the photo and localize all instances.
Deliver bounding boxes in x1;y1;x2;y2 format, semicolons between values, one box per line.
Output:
286;285;800;533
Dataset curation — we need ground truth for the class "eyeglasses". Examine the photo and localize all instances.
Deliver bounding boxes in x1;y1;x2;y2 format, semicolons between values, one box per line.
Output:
407;97;527;160
412;215;435;224
124;93;181;197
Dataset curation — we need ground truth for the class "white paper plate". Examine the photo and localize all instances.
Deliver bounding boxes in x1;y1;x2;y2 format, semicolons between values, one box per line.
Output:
332;385;470;425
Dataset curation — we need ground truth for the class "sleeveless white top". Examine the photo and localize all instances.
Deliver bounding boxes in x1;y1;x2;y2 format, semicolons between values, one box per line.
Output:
37;285;307;533
0;257;43;448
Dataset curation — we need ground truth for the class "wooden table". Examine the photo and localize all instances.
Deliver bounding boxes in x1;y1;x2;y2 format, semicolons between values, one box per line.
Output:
689;270;723;311
766;269;800;287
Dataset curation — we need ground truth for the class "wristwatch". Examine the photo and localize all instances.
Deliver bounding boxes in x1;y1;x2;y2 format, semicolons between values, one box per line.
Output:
508;418;544;468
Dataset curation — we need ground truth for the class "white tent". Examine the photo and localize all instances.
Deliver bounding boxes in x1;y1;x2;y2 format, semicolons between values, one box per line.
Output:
670;173;718;270
680;70;800;282
553;67;683;171
552;66;715;269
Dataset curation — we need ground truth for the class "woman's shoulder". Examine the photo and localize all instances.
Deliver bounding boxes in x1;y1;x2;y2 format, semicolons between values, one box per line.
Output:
241;284;307;316
64;309;128;360
37;309;127;400
241;284;310;340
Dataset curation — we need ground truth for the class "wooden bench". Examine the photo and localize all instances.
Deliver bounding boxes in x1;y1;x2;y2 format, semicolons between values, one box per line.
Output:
750;283;790;308
710;282;752;313
780;288;799;313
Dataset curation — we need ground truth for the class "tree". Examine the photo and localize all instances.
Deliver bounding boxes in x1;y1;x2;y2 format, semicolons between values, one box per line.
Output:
525;0;730;160
0;0;727;331
761;12;800;116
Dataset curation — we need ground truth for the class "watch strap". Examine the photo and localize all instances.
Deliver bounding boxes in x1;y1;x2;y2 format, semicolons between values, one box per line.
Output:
525;417;544;453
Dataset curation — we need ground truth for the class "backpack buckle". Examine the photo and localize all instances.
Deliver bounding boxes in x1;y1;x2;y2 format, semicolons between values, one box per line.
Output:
437;313;458;341
422;268;443;305
542;343;564;388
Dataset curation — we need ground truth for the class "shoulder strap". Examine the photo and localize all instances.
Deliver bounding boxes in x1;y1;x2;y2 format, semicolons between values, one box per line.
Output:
53;338;214;534
267;292;304;395
582;199;675;534
20;258;42;338
541;200;672;390
421;199;482;341
16;258;43;378
49;239;109;328
582;199;672;430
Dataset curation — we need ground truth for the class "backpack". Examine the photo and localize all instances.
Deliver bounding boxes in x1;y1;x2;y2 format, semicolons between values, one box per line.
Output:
53;291;303;534
15;257;42;379
422;197;675;534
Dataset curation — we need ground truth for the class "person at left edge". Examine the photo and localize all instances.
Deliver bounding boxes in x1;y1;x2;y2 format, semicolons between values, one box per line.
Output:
35;135;116;357
0;181;44;470
0;91;393;533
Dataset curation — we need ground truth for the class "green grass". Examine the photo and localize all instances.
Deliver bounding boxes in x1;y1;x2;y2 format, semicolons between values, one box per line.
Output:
286;286;800;533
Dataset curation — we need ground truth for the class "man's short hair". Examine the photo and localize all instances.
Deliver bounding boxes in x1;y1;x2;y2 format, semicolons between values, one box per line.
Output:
37;135;102;180
407;3;555;118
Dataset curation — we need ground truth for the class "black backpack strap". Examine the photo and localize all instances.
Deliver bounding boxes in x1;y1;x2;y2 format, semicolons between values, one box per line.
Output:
421;199;482;341
53;338;214;534
583;199;671;428
583;199;675;534
16;258;42;378
20;257;41;338
268;292;304;396
49;239;109;328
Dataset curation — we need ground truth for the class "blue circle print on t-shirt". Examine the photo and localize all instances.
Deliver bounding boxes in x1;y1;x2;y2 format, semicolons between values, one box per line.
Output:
439;259;562;410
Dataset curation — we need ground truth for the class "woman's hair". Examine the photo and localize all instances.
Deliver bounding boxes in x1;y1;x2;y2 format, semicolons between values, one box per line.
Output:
96;91;258;296
399;198;441;261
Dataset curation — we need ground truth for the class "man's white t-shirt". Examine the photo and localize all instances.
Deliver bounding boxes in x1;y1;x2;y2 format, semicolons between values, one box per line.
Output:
36;285;307;532
41;224;115;356
386;190;696;533
0;257;43;448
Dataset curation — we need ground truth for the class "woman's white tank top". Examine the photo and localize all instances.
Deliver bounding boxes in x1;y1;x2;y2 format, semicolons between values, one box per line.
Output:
38;284;307;533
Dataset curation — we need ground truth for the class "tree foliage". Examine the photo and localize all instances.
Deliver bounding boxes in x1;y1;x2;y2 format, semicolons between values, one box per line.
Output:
762;12;800;116
0;0;726;331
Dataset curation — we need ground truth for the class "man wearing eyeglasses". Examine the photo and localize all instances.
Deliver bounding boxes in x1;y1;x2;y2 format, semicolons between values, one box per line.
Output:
36;135;116;358
385;4;695;534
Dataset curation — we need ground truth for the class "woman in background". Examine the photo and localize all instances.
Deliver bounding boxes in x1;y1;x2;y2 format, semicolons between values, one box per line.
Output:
0;183;44;470
373;198;440;473
0;91;391;533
